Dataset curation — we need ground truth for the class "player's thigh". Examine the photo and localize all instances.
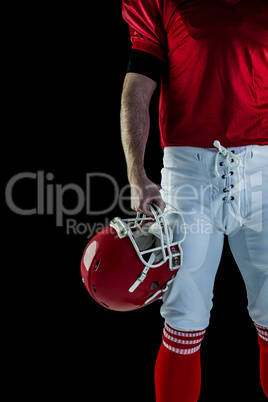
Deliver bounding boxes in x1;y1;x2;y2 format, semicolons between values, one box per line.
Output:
228;167;268;327
160;148;224;330
160;216;224;331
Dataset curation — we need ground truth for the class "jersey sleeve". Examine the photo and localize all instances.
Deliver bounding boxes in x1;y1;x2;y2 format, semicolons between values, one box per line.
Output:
122;0;167;62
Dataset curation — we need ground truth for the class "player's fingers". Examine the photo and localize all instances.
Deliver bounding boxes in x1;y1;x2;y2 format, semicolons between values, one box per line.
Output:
152;196;166;213
138;195;166;217
130;180;166;217
138;201;155;217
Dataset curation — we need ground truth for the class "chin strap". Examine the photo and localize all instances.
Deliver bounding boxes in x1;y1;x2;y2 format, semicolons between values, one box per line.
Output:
144;275;176;305
128;253;156;293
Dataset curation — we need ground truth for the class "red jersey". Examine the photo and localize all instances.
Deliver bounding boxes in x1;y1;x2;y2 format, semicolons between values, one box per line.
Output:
122;0;268;148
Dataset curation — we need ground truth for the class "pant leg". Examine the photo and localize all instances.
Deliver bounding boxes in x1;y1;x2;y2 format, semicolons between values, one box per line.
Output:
160;220;224;330
228;227;268;327
160;146;224;330
227;147;268;327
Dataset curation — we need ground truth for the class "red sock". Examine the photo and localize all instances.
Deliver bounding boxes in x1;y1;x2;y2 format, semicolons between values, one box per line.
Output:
255;323;268;398
155;323;206;402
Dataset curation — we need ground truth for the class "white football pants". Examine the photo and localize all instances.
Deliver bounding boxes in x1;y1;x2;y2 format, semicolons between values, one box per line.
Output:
160;142;268;331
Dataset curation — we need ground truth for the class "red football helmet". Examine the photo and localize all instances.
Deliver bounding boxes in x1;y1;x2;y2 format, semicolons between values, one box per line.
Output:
80;204;185;311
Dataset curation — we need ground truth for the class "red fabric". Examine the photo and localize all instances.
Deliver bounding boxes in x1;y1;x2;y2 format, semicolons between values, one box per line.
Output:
255;324;268;398
259;336;268;398
155;344;201;402
122;0;268;149
154;324;205;402
122;0;167;62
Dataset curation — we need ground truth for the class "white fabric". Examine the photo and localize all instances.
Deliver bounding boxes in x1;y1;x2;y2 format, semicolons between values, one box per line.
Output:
160;144;268;330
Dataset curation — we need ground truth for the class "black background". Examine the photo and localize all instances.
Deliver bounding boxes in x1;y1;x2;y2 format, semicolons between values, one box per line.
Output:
4;3;266;401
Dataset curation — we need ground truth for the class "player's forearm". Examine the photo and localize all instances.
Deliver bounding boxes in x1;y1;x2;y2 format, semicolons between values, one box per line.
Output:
120;103;149;184
120;84;149;183
120;73;157;184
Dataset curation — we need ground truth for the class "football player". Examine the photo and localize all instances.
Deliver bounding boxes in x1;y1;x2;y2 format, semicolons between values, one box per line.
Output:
120;1;268;401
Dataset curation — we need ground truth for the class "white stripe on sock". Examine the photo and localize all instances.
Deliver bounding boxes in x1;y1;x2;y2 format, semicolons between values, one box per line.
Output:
163;339;201;355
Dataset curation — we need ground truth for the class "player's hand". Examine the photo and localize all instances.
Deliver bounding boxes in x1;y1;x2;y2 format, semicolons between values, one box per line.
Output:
130;175;166;217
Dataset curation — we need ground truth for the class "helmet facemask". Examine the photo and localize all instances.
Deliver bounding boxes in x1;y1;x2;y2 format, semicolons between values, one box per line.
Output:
110;203;186;300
